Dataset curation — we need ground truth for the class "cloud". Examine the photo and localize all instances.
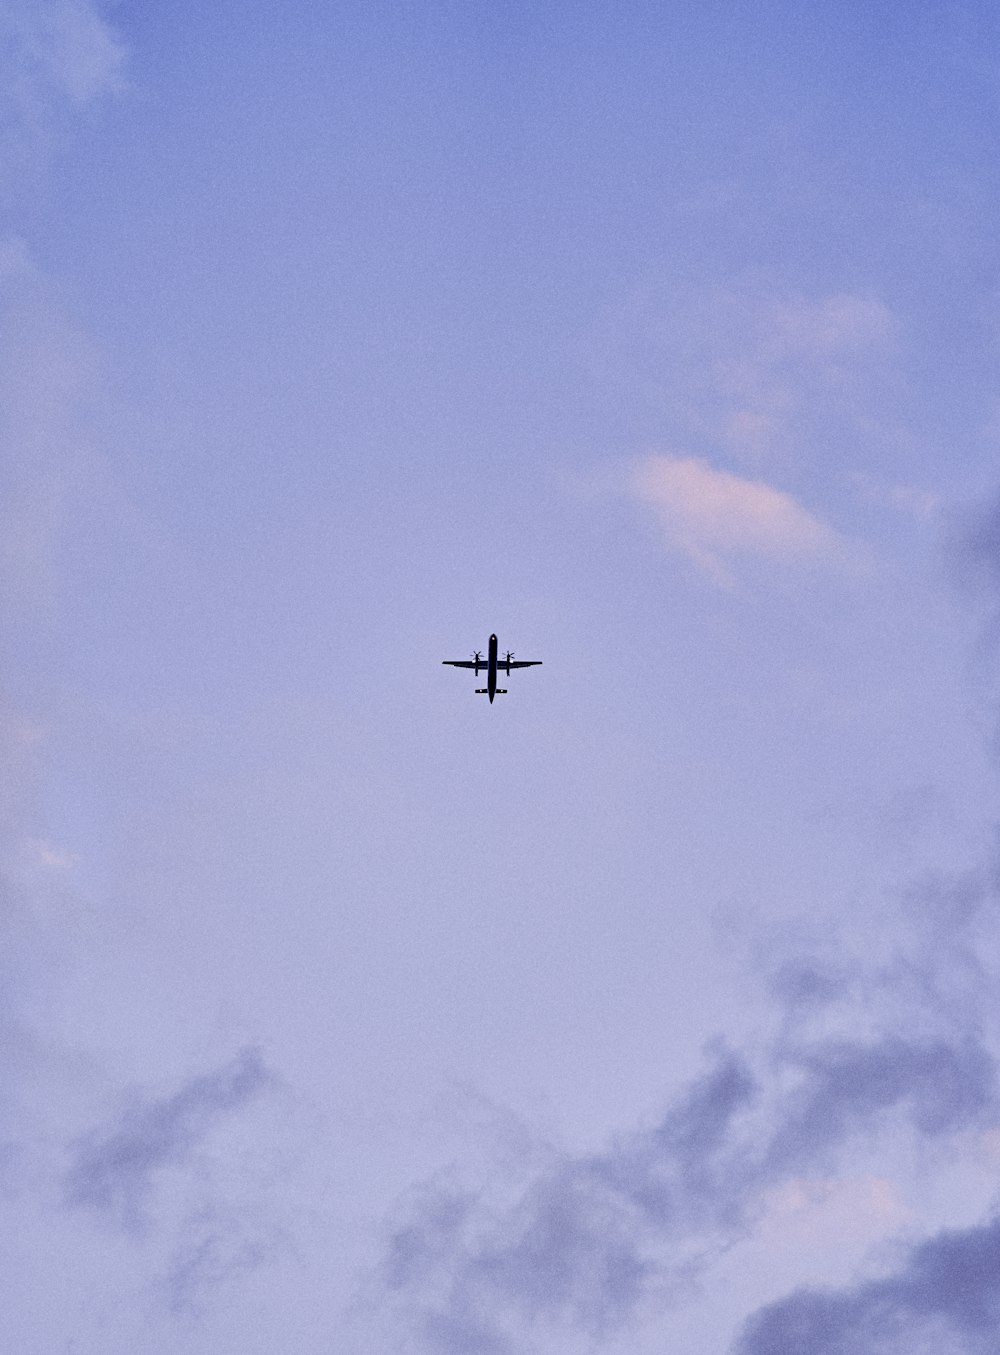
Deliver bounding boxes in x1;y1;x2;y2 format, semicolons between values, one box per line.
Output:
364;857;1000;1354
945;488;1000;739
0;0;124;110
160;1199;285;1317
850;471;941;522
0;0;125;614
370;1034;995;1351
733;1215;1000;1355
369;1049;756;1352
760;1174;911;1251
592;283;898;470
0;9;294;1337
0;235;104;617
763;1035;995;1173
64;1047;274;1229
711;293;895;463
708;492;1000;1355
951;488;1000;597
629;454;840;583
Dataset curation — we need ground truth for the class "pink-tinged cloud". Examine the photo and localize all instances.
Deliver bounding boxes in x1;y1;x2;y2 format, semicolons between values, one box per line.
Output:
630;455;839;583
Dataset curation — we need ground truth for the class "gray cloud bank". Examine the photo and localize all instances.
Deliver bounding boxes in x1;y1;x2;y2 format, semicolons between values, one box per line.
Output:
368;854;1000;1353
735;1215;1000;1355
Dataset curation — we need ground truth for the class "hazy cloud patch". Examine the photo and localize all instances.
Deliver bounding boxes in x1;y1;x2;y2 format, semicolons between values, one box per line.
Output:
64;1047;274;1230
593;282;898;470
0;0;124;111
712;293;895;461
0;236;106;616
160;1200;286;1316
851;470;942;522
950;487;1000;605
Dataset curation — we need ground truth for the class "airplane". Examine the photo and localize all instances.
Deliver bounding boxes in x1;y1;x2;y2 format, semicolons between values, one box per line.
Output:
442;633;542;703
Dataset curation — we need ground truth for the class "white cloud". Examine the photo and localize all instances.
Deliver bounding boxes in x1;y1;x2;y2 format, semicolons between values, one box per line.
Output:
630;454;840;584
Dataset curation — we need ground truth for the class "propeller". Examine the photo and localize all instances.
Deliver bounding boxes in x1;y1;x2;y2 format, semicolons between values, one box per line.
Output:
504;650;514;674
472;650;482;673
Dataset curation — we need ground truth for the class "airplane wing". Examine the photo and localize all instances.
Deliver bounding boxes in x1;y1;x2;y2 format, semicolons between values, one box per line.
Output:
442;659;542;668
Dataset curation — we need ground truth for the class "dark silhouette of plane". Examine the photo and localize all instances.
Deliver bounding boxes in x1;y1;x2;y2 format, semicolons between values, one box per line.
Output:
442;634;542;702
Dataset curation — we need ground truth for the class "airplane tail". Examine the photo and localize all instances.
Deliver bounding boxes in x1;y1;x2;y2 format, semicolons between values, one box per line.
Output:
475;689;507;695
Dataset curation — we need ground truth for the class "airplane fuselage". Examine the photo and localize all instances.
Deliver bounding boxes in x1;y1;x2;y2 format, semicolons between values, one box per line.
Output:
486;632;499;702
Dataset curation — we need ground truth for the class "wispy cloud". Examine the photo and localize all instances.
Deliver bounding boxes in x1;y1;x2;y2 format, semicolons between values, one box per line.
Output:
0;233;109;619
629;454;840;584
0;1;125;611
593;283;898;471
161;1199;286;1317
64;1047;274;1230
850;471;942;522
0;0;124;117
709;292;895;463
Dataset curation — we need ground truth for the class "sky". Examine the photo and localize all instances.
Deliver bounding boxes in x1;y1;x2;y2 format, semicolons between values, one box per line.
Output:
4;2;1000;1352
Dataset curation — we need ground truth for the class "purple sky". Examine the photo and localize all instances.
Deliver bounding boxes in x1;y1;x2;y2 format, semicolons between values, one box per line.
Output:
4;3;1000;1352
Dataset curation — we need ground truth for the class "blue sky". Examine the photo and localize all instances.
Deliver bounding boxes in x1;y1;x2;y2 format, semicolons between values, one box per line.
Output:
4;2;1000;1352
